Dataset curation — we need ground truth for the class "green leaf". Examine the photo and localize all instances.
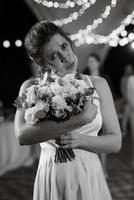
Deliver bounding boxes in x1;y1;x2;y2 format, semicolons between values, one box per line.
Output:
13;93;27;109
13;97;24;109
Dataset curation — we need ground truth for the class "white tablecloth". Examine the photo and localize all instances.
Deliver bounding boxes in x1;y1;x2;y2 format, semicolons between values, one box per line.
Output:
0;121;40;176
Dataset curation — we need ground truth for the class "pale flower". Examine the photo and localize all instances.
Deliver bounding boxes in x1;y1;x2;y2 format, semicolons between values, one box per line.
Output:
62;73;76;84
51;95;72;112
38;85;50;98
34;100;49;119
53;109;65;118
26;85;37;106
75;79;89;93
67;84;78;95
35;101;50;113
51;95;67;109
39;72;48;86
22;70;91;125
35;100;50;113
24;100;50;125
50;82;63;95
24;107;39;125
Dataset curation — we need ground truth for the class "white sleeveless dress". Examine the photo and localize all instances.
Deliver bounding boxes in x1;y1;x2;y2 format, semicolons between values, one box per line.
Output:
33;76;112;200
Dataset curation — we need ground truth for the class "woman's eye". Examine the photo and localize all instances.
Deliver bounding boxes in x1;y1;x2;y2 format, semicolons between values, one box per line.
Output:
62;42;68;50
50;53;57;61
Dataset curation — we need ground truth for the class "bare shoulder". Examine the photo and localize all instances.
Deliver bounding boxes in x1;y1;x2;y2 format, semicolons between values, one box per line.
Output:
90;76;112;100
19;78;36;96
90;75;109;89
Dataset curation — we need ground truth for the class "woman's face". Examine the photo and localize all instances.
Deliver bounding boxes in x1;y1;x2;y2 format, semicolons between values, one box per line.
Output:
42;34;78;77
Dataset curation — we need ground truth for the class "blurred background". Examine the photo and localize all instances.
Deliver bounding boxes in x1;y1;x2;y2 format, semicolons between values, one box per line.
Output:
0;0;134;199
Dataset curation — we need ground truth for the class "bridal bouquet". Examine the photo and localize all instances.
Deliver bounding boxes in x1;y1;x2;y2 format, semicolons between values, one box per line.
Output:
14;69;95;163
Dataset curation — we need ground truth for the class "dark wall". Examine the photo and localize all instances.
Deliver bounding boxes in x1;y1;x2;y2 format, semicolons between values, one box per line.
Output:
104;42;134;99
0;0;37;107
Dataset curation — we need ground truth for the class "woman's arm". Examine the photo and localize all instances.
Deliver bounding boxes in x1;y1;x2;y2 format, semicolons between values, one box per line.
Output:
14;80;97;145
57;77;122;153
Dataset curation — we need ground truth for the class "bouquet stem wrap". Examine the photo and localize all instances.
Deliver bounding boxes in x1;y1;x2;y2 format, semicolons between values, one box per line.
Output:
54;147;75;164
14;70;95;164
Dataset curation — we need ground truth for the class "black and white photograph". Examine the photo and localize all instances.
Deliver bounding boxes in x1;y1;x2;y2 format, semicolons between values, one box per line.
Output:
0;0;134;200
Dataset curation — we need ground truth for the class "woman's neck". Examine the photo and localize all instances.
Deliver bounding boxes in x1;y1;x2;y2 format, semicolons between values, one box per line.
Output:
91;70;99;76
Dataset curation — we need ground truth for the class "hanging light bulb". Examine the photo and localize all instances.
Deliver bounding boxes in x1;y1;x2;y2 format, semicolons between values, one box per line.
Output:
71;9;134;46
120;30;127;37
128;32;134;41
15;40;22;47
53;1;96;26
131;41;134;49
3;40;10;48
33;0;96;9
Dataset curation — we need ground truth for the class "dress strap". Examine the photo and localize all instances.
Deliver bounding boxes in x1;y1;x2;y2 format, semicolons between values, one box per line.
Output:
85;75;94;87
85;76;101;117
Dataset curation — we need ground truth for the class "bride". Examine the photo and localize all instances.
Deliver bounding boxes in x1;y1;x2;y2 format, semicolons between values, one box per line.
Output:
14;21;122;200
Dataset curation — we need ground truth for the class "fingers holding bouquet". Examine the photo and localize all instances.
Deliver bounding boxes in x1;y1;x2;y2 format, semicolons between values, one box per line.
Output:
54;100;98;162
55;132;83;149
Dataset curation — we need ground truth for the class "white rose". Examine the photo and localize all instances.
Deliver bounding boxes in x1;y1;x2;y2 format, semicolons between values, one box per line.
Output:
50;82;63;95
24;100;50;125
38;86;50;98
62;73;75;84
52;95;67;110
68;84;78;95
24;107;39;125
51;95;73;113
52;109;65;118
35;100;49;113
75;79;89;93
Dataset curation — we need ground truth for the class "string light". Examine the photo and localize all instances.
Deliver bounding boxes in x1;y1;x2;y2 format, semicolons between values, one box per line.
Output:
128;32;134;40
53;0;118;26
71;0;119;41
33;0;133;47
15;40;22;47
34;0;118;27
120;30;127;37
2;4;134;48
131;41;134;49
53;1;96;26
70;10;134;46
2;40;23;48
3;40;10;48
84;0;119;33
33;0;96;9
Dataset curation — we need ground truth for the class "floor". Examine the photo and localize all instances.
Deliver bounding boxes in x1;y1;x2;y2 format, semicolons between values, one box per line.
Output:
0;133;134;200
107;132;134;200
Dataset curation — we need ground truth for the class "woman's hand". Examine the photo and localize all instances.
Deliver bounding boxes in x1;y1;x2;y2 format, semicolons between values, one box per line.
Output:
55;132;84;149
55;100;98;149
